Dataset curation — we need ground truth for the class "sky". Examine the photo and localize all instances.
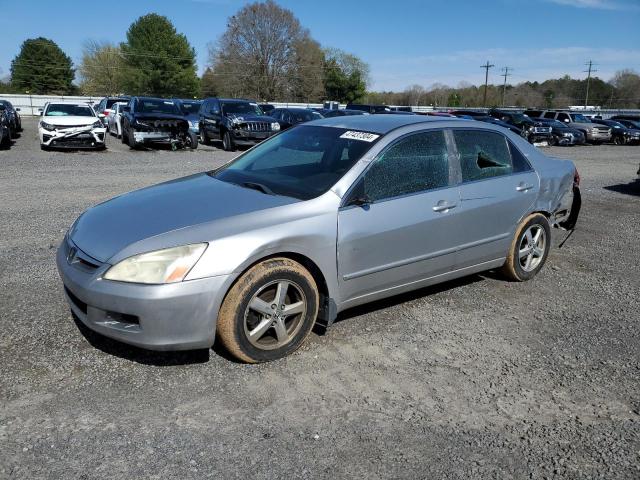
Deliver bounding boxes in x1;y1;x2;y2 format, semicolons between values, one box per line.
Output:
1;0;639;91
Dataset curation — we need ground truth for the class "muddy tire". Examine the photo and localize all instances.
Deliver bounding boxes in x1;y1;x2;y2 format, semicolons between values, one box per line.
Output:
501;213;551;282
217;257;319;363
199;125;209;145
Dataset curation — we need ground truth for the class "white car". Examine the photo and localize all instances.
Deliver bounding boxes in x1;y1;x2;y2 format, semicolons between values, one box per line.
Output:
106;102;127;138
39;103;107;150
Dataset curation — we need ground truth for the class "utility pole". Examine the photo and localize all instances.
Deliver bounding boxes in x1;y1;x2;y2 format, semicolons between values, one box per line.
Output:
584;60;597;108
501;67;512;107
481;61;495;107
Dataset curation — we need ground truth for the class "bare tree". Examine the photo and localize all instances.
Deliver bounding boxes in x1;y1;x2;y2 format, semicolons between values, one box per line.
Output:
78;40;125;95
207;0;324;101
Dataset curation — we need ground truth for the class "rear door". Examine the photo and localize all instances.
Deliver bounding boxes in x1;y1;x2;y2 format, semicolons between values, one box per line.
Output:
337;129;462;303
451;129;539;268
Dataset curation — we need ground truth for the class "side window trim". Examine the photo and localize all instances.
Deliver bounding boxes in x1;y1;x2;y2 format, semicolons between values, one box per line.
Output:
341;128;455;208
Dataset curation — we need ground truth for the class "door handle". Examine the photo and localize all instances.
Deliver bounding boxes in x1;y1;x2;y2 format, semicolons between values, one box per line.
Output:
516;183;534;192
432;201;457;212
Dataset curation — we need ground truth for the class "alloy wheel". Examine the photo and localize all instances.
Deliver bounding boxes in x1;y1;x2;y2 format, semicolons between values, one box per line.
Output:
243;280;307;350
518;225;546;272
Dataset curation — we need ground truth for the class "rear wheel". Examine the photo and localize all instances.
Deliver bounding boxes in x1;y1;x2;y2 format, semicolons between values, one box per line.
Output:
199;125;209;145
613;136;624;145
217;257;319;363
501;213;551;282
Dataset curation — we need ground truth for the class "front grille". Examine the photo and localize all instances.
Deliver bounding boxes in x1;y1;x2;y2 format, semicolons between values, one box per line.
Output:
64;286;87;314
240;121;271;132
533;127;551;134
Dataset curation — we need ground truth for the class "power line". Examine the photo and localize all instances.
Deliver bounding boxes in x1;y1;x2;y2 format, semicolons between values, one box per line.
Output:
583;60;597;107
501;66;512;107
480;61;494;107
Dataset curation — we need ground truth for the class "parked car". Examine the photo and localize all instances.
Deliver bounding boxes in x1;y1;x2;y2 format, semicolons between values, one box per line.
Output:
121;97;198;150
531;117;586;146
346;104;392;114
271;107;323;130
488;109;553;144
106;102;128;138
0;99;22;135
0;104;11;149
320;109;368;118
535;110;611;144
610;114;640;123
38;102;106;151
449;110;488;118
476;116;526;137
259;103;276;115
174;99;203;137
590;119;640;145
617;119;640;130
198;98;280;151
94;96;131;126
57;115;580;363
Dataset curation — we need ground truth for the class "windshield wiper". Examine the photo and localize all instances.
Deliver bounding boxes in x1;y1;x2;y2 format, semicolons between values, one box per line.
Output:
241;182;275;195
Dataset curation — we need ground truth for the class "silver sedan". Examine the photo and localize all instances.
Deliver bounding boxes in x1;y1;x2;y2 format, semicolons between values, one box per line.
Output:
57;115;581;362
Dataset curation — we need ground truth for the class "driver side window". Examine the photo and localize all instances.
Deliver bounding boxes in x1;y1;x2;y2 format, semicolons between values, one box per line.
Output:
360;130;450;202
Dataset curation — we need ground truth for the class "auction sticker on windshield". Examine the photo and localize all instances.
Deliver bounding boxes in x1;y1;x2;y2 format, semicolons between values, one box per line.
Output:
340;131;380;142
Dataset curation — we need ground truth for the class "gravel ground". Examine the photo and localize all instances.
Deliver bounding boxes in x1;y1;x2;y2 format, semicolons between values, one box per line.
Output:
1;118;639;479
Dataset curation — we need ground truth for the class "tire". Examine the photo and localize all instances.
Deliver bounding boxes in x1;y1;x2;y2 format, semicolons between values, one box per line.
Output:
613;136;624;146
40;144;49;151
549;135;558;146
1;128;11;149
128;128;140;149
121;125;128;144
199;125;208;145
217;257;319;363
222;130;235;151
501;213;551;282
186;131;198;150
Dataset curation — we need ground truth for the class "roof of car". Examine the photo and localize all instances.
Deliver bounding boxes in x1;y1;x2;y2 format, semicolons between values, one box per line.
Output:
310;114;463;134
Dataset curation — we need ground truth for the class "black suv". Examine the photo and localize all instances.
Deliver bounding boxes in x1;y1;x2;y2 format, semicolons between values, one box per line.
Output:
529;117;586;146
0;99;22;136
488;109;552;144
591;119;640;145
120;97;197;150
199;98;279;151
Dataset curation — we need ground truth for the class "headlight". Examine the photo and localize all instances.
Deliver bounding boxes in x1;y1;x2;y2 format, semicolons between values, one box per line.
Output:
271;122;281;131
92;120;102;128
40;121;55;131
103;243;207;284
562;132;572;137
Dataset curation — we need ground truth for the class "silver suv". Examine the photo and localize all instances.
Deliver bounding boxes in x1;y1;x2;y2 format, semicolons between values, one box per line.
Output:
540;110;610;144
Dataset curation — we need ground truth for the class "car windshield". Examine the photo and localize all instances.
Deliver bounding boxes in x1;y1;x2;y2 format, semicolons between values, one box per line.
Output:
510;113;531;125
222;102;264;116
605;121;624;128
212;126;381;200
290;110;323;122
570;114;590;123
137;99;180;114
539;119;565;128
180;101;202;114
45;104;95;117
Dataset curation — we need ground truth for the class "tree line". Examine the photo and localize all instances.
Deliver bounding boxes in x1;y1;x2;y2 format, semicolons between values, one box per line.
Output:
2;0;639;109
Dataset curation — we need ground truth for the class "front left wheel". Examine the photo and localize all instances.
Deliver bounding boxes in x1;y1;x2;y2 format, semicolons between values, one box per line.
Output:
216;258;319;363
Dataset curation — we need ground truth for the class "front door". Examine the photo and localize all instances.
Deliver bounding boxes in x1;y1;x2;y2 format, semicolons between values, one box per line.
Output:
337;129;462;303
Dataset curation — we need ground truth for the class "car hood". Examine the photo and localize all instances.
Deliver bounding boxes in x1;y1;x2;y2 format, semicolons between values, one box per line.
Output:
42;116;99;126
70;173;299;263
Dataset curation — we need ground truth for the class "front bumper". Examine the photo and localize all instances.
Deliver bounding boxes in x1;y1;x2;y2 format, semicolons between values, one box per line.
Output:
56;239;230;351
133;131;175;144
40;126;106;149
585;130;611;142
231;128;276;145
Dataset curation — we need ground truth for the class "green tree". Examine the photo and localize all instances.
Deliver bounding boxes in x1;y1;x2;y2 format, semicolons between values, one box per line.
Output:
78;41;126;95
323;49;368;103
121;14;199;97
10;37;74;94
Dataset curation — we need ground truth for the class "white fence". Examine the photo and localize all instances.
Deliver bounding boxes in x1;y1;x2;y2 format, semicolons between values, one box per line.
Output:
1;93;639;118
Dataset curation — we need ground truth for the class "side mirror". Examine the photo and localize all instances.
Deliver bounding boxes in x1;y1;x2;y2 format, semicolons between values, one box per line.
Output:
212;109;220;115
38;108;44;116
347;194;371;208
98;113;106;119
563;119;569;123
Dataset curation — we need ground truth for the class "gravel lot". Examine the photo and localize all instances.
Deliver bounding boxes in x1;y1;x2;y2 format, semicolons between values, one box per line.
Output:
1;118;639;479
